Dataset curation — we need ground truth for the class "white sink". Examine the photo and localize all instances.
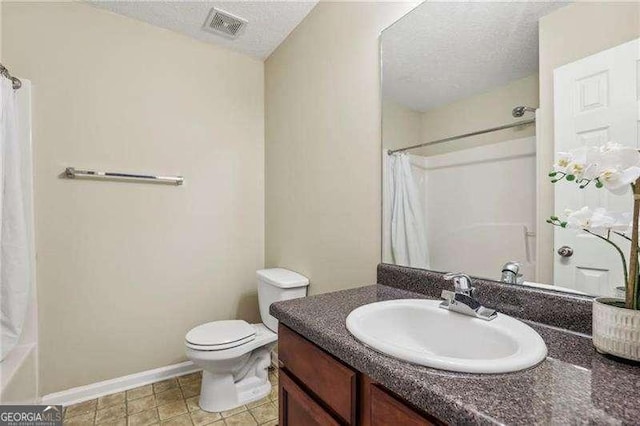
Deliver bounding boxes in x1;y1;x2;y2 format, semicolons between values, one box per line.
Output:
346;299;547;374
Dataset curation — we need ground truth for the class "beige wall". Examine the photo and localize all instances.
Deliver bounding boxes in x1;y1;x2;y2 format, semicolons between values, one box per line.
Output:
265;2;417;295
417;74;538;157
382;98;422;152
3;2;264;394
537;2;640;284
383;74;539;157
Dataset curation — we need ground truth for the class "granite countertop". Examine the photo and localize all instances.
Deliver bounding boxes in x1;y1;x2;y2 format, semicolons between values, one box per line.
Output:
271;284;640;425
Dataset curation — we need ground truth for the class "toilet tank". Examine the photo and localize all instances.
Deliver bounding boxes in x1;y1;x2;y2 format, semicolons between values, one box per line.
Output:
257;268;309;332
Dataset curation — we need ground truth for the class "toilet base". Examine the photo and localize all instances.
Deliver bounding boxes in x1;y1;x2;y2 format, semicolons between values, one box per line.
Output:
199;371;272;412
197;345;274;413
185;323;278;413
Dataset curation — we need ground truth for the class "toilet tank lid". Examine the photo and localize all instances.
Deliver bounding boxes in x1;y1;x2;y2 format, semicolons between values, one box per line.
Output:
257;268;309;288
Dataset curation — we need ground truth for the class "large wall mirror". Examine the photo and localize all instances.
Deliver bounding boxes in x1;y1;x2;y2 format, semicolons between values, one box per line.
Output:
381;1;640;297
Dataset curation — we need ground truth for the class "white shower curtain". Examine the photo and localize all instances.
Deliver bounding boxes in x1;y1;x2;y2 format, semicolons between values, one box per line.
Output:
387;153;429;268
0;77;30;361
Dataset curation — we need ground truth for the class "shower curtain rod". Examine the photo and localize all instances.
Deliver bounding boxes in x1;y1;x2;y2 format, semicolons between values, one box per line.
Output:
0;63;22;90
387;118;535;155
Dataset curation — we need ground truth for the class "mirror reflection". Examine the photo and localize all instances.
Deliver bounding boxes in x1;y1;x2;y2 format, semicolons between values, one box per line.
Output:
381;1;640;297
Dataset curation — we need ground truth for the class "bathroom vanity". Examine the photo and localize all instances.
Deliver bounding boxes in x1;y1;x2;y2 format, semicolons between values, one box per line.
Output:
277;324;441;426
271;264;640;425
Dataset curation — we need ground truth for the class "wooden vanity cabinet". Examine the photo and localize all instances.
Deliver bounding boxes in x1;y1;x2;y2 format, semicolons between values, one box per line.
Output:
279;369;340;426
367;380;437;426
278;325;442;426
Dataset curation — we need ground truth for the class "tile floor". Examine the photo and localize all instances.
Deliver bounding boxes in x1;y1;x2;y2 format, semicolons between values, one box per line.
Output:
63;369;279;426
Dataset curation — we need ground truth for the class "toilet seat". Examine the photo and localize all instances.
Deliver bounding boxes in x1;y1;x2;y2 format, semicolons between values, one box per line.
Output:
186;323;277;359
186;320;256;351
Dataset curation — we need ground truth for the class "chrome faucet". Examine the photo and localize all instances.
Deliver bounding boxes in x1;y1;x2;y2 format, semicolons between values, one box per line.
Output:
501;261;524;284
439;273;497;321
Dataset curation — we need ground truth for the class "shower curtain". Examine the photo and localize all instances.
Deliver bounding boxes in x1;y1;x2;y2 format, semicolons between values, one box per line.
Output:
387;153;429;268
0;77;30;361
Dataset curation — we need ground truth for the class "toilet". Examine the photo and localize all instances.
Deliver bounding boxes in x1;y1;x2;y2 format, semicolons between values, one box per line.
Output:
185;268;309;413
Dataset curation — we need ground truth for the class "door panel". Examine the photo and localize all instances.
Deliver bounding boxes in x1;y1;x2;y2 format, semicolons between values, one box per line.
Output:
553;38;640;295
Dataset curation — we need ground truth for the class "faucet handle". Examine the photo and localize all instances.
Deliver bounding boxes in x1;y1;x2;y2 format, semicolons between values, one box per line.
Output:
443;272;473;295
501;261;524;285
440;289;455;302
502;261;521;274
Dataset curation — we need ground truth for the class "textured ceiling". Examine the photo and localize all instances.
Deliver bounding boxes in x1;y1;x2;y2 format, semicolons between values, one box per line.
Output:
89;1;318;60
381;1;568;112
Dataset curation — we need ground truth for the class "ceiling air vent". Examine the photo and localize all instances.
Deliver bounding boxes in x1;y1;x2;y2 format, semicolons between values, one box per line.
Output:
203;8;247;39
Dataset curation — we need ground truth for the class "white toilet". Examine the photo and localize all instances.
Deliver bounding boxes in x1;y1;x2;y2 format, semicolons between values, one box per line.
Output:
185;268;309;413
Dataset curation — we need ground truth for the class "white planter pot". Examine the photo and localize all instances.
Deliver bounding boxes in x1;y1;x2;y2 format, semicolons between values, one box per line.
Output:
592;297;640;362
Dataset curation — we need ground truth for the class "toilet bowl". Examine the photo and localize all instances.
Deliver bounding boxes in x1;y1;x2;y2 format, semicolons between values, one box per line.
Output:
185;268;309;413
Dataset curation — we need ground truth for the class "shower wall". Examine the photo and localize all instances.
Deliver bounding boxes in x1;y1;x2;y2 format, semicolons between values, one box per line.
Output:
412;137;537;281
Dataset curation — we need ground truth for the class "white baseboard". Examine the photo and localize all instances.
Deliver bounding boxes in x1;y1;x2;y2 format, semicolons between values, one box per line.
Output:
41;361;200;407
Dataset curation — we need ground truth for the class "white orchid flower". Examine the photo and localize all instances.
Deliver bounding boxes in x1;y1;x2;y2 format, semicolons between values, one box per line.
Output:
565;147;589;179
554;152;573;172
598;141;625;153
555;147;598;181
598;167;640;194
587;142;640;193
562;207;633;235
553;142;640;193
564;207;614;232
609;211;634;234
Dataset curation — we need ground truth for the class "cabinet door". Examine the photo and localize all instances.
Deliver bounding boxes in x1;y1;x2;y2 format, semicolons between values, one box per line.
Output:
278;325;357;424
370;385;436;426
279;369;340;426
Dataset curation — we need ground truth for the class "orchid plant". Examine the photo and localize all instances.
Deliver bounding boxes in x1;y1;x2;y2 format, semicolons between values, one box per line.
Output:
548;142;640;310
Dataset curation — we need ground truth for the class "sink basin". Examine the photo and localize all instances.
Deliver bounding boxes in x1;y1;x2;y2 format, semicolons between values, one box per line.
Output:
346;299;547;374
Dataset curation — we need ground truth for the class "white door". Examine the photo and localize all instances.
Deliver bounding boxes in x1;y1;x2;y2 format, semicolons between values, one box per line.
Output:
553;38;639;296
